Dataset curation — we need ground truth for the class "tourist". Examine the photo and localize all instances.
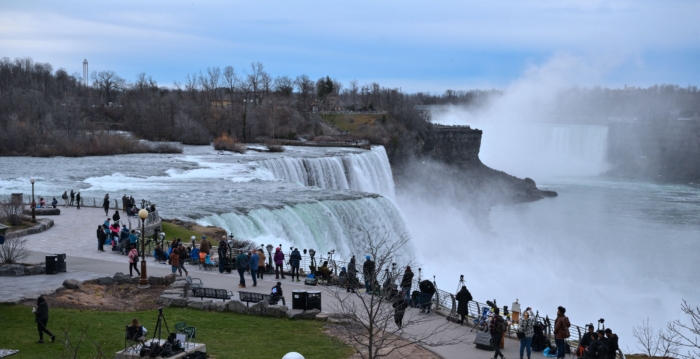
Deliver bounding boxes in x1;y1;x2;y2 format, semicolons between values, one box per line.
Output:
154;243;166;263
39;197;45;207
363;255;375;293
69;190;74;206
167;248;179;274
489;307;506;359
347;256;358;293
598;329;609;351
62;191;68;207
393;291;408;330
587;332;607;359
400;266;414;302
33;296;55;343
96;225;106;252
554;306;571;359
76;192;82;209
250;249;259;286
218;236;228;273
112;210;120;225
604;328;619;359
274;247;285;279
51;197;57;208
109;222;120;247
318;261;331;281
121;194;127;212
519;309;535;359
580;324;595;353
455;285;473;325
271;282;285;305
290;247;302;282
199;235;211;263
236;250;249;288
257;249;266;279
177;244;189;276
128;245;141;276
127;318;147;344
102;194;110;215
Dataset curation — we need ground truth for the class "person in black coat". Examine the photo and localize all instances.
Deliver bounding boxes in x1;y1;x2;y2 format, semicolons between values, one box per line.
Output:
347;256;358;293
102;195;110;216
97;225;106;252
34;296;55;343
112;210;120;225
604;328;619;359
393;295;408;330
362;255;375;293
455;285;473;325
587;332;607;359
400;266;414;302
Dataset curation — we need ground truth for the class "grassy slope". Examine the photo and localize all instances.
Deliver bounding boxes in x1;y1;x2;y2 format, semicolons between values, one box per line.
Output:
161;222;201;243
0;305;351;359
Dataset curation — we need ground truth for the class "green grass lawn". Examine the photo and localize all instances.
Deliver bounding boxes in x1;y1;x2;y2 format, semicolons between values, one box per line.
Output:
0;305;351;359
161;222;201;243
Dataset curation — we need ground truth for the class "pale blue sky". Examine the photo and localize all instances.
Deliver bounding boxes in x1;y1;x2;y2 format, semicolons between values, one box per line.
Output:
1;0;698;92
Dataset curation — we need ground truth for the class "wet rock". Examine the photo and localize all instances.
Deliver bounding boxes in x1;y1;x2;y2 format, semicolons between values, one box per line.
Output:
62;279;82;289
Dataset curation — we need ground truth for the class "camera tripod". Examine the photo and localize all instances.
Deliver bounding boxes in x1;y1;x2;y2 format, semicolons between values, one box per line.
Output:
151;308;171;343
456;274;466;294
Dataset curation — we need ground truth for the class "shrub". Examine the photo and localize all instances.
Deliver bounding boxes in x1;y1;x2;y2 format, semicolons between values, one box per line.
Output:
0;236;28;264
213;134;246;154
150;142;183;154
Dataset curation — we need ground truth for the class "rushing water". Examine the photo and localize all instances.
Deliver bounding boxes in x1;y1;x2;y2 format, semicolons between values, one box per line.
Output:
1;136;698;346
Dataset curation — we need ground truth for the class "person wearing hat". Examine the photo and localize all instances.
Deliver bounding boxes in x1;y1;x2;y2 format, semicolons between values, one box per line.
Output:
290;248;302;282
274;247;286;279
362;255;375;293
271;282;285;305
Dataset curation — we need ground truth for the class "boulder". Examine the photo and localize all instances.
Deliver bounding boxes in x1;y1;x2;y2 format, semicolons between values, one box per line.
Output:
62;279;82;289
226;299;248;314
148;276;163;286
210;301;229;312
96;277;114;285
267;305;288;318
163;274;177;285
157;294;181;307
169;297;187;307
187;299;212;311
0;264;27;277
170;281;187;289
301;309;320;320
27;265;45;275
286;309;305;320
112;272;132;284
161;289;184;297
315;313;329;322
247;300;269;316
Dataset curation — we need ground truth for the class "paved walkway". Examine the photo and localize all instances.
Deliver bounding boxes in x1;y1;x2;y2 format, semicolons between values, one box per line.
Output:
14;209;528;359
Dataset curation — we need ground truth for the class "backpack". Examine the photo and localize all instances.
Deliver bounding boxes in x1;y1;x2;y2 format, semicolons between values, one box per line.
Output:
595;342;608;358
496;317;507;333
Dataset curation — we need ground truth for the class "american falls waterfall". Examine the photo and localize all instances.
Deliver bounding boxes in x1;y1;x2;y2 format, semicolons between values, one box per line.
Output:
199;196;411;260
258;146;396;198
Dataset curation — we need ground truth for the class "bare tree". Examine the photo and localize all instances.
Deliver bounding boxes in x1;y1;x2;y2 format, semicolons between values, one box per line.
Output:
1;195;25;226
632;317;679;358
0;235;28;264
325;227;461;359
47;322;108;359
663;300;700;359
91;70;126;103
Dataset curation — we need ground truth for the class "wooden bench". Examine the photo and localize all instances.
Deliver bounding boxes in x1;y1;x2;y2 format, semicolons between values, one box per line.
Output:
238;291;273;307
191;287;233;301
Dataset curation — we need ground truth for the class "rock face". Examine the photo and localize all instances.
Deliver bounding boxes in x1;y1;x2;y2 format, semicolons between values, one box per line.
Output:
389;125;557;206
226;299;248;314
0;264;27;276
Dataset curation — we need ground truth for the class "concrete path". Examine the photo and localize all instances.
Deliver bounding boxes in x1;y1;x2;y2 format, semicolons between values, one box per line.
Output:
13;209;529;359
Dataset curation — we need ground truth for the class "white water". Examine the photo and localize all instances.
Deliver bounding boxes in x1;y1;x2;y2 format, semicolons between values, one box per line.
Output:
258;146;395;198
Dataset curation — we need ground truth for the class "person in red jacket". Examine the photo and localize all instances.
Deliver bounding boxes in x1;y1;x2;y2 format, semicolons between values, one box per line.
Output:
554;306;571;359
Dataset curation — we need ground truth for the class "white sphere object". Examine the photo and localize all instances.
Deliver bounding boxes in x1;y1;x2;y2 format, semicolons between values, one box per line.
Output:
282;352;305;359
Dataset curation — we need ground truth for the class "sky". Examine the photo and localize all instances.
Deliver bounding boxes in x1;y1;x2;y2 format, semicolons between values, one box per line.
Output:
1;0;699;92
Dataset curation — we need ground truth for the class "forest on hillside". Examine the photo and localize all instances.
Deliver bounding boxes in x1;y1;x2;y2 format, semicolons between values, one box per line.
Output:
1;56;699;156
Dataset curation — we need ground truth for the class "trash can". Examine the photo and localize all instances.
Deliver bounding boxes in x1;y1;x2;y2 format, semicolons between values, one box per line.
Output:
55;253;66;273
306;290;322;311
45;255;57;275
292;290;307;310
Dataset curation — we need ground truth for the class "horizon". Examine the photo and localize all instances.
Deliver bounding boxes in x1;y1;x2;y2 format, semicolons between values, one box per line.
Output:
2;1;699;92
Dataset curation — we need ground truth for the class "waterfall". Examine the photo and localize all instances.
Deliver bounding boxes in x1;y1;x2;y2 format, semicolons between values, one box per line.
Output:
258;146;395;198
479;124;609;179
199;196;411;259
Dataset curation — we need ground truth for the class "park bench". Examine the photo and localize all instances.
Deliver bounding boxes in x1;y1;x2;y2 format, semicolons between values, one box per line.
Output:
238;291;273;307
191;287;233;301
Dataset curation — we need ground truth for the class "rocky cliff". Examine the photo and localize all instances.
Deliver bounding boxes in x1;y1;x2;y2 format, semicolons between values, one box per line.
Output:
387;124;557;205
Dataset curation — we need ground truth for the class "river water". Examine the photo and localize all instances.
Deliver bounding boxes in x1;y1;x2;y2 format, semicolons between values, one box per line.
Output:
1;140;698;346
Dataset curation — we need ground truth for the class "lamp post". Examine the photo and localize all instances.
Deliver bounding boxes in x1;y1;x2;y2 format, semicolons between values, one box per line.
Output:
30;177;36;223
138;209;149;288
265;244;274;271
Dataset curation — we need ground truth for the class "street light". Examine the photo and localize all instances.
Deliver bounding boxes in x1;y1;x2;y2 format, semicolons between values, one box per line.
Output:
30;177;36;223
138;209;149;288
265;244;274;271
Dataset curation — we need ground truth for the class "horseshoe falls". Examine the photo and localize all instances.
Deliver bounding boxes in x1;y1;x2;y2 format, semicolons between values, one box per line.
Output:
258;146;395;199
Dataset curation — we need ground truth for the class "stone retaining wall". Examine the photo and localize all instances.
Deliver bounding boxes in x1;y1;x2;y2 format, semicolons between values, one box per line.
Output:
0;264;46;276
5;218;54;239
